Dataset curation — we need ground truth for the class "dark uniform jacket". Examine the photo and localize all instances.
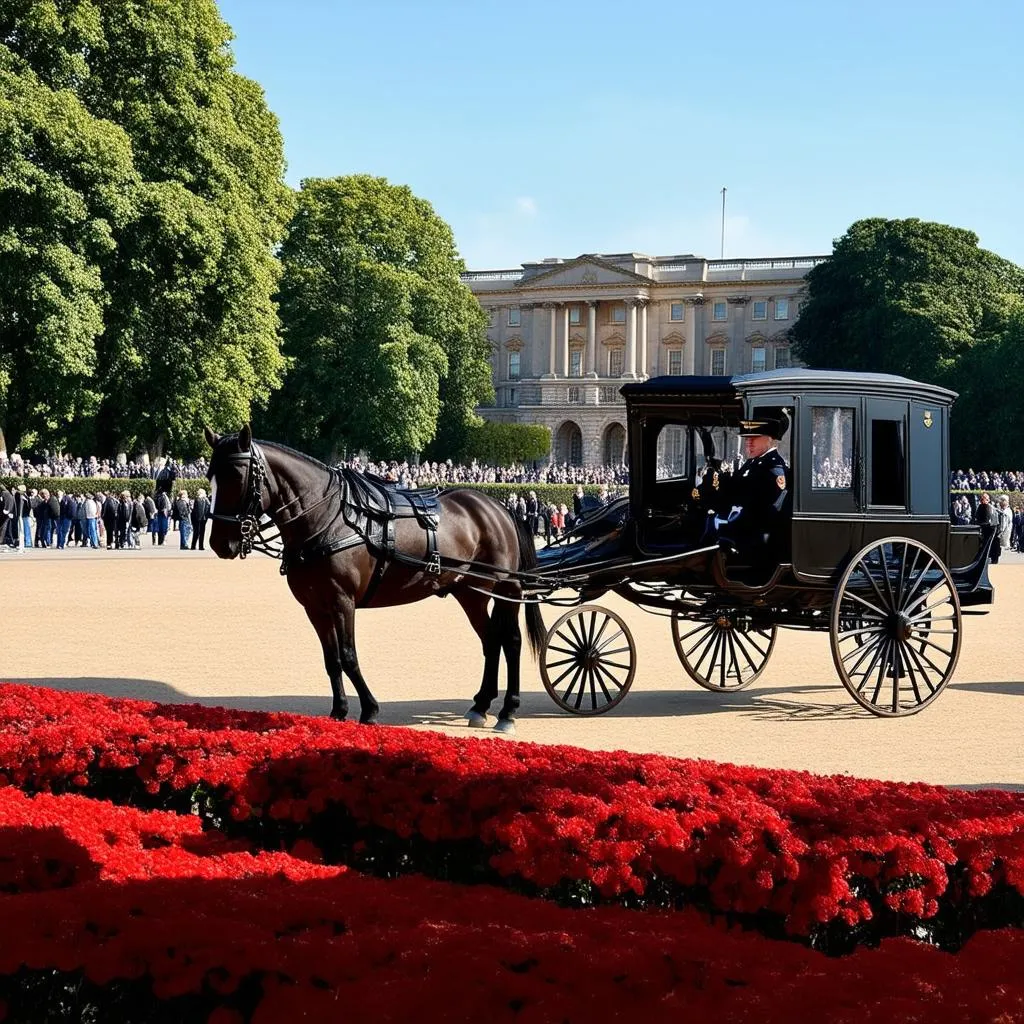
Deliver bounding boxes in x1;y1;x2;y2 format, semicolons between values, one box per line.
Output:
720;448;789;555
190;496;210;525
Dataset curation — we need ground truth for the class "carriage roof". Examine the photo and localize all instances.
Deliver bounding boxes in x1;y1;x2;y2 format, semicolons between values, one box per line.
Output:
620;369;957;406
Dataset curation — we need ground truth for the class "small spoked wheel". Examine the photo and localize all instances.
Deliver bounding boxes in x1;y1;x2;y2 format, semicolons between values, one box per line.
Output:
831;537;962;717
672;611;777;691
540;604;636;715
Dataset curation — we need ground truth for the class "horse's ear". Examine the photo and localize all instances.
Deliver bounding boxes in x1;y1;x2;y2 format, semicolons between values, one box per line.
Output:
238;423;252;452
203;426;219;449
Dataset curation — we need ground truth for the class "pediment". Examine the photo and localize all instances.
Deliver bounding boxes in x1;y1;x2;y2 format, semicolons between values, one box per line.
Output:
504;336;523;351
706;331;729;346
661;331;686;346
569;333;586;347
746;331;768;345
602;331;625;347
519;255;651;290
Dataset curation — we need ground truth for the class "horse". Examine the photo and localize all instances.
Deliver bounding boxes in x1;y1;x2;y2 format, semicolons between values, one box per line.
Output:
203;426;545;734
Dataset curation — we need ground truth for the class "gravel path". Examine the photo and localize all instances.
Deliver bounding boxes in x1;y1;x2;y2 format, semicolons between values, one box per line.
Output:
2;543;1021;788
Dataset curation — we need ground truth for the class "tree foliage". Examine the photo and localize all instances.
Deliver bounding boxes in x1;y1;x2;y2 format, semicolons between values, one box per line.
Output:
267;175;492;461
460;421;551;467
792;218;1024;465
0;0;292;456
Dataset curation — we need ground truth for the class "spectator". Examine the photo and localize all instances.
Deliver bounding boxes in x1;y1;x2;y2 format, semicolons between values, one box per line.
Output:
174;490;192;550
190;487;210;550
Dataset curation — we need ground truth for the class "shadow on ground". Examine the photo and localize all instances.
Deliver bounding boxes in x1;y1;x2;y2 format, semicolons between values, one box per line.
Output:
5;677;867;725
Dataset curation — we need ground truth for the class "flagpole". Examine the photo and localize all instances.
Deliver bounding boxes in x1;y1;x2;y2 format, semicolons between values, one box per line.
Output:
720;186;727;259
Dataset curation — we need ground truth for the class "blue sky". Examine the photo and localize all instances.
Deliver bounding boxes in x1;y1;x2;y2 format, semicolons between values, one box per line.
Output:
219;0;1023;269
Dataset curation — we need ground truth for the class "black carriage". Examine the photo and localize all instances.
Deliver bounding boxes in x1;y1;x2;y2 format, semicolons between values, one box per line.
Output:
527;369;994;718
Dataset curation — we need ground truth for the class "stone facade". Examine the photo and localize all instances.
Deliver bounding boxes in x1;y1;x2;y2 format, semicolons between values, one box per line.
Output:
463;252;827;465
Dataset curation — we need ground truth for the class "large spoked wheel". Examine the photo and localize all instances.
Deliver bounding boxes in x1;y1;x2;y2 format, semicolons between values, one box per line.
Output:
671;611;778;691
831;537;962;717
540;604;636;715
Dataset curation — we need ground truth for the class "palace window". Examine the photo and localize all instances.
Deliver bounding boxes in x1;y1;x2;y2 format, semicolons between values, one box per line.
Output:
570;350;583;377
751;346;767;373
712;300;727;321
608;348;624;376
710;348;726;375
774;298;790;320
752;300;768;321
569;305;581;325
610;304;626;324
507;305;521;327
670;302;685;322
774;346;792;369
507;387;518;407
507;351;520;379
667;349;683;375
567;386;582;404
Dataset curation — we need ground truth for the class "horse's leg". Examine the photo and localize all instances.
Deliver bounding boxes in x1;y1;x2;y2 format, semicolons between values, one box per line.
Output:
454;590;500;727
336;596;380;725
493;592;523;735
306;610;349;720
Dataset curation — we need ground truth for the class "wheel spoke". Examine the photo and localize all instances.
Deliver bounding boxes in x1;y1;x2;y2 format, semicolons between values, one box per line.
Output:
860;553;894;612
837;624;885;640
546;656;580;669
898;639;924;704
902;641;939;693
869;640;892;703
880;544;897;610
843;590;890;619
564;616;586;650
593;660;624;694
681;624;716;658
591;614;612;649
552;661;583;689
898;557;936;615
549;644;583;658
842;633;884;670
595;629;625;654
853;637;886;692
676;621;716;642
731;630;760;675
694;629;723;677
915;636;954;659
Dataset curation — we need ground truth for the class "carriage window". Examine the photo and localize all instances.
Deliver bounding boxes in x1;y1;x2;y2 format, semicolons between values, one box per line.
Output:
811;407;855;489
656;425;689;480
871;420;906;506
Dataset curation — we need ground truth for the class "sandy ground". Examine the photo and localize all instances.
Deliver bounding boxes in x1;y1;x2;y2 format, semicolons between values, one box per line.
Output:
2;542;1021;789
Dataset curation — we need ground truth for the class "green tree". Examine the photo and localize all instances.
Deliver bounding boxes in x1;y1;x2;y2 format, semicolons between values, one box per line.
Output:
0;0;292;457
268;175;492;460
792;218;1024;384
0;47;137;453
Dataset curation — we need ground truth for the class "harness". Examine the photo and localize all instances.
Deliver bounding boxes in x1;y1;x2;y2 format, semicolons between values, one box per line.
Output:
208;443;444;606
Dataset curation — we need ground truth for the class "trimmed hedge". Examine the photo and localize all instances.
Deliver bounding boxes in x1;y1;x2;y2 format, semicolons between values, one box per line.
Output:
0;476;211;499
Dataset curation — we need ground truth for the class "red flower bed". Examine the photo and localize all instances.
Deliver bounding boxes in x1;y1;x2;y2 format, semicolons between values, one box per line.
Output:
1;788;1023;1022
1;684;1023;941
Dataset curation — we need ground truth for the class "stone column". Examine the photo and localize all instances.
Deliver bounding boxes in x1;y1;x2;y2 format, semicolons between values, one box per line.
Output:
638;300;649;378
562;304;571;377
626;298;638;377
585;301;598;377
683;297;700;374
543;302;557;377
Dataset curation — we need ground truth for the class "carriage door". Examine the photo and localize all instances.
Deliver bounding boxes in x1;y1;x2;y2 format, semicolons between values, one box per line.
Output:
793;398;861;579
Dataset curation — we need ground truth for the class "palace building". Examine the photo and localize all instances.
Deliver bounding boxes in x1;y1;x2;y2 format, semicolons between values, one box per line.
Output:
462;252;827;465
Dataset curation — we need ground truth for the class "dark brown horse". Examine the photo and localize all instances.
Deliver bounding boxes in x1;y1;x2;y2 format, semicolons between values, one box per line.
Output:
203;426;544;733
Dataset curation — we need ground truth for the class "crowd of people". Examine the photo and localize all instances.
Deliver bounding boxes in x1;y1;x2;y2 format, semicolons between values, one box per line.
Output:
951;492;1022;562
950;469;1024;493
502;483;625;544
0;450;629;489
0;481;212;553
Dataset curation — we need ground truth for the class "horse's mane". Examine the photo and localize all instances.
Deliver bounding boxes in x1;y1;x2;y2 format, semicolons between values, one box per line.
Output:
256;438;333;473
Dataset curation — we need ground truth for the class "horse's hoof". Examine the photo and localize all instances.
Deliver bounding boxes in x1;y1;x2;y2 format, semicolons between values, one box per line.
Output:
493;718;516;736
330;708;348;722
359;714;379;726
466;710;488;729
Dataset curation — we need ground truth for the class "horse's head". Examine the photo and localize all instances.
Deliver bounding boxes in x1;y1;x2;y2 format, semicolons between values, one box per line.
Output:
204;424;269;560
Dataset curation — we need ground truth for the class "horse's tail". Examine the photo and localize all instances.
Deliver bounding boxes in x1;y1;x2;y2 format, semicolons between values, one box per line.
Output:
514;515;545;659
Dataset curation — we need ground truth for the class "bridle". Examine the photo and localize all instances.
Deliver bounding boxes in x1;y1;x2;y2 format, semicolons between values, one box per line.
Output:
208;442;282;559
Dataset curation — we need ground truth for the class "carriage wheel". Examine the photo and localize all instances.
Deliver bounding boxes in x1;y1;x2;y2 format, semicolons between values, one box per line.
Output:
540;605;636;715
671;611;777;691
830;538;962;717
